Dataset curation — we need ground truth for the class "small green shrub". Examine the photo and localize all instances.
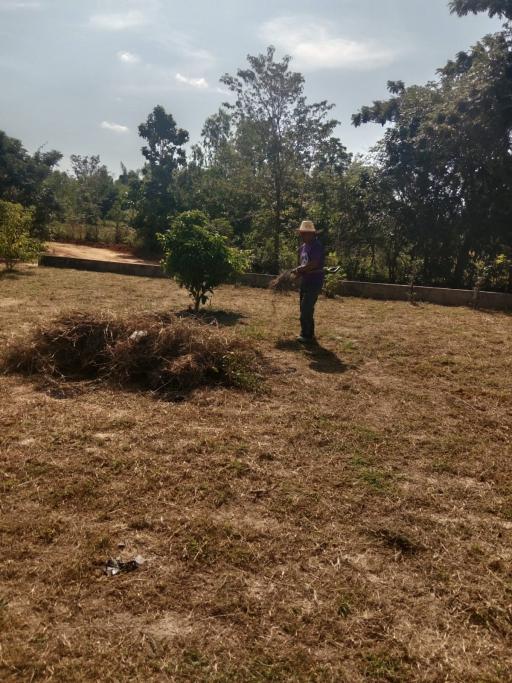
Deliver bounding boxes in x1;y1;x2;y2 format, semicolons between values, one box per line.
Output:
475;253;512;292
0;201;41;271
323;270;346;298
158;210;250;311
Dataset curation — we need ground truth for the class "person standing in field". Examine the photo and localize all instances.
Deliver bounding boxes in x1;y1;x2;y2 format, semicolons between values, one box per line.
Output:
293;220;325;343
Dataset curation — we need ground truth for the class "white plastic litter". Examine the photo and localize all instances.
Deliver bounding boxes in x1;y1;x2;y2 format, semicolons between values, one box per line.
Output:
129;330;148;342
105;555;145;577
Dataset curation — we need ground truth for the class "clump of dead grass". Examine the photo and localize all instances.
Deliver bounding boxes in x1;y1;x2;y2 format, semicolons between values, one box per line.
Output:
1;311;264;394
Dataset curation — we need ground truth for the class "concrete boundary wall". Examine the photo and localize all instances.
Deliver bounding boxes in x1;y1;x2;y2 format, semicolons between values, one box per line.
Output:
239;274;512;311
340;281;512;311
39;254;166;278
38;255;512;311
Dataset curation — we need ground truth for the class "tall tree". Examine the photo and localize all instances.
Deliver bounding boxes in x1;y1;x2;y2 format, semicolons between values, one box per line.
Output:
353;26;512;288
134;105;189;253
70;155;116;240
221;47;340;271
113;163;142;237
175;108;261;250
45;170;77;224
0;131;62;237
201;109;232;167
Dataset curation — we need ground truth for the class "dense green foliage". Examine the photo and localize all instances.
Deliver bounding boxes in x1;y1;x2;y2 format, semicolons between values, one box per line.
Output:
0;131;62;237
352;27;512;289
134;106;189;253
0;200;41;270
1;2;510;290
158;210;249;311
449;0;512;19
69;155;116;239
219;47;344;272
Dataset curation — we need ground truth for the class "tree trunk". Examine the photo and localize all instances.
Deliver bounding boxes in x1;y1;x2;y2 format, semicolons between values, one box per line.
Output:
272;215;280;274
452;238;470;288
387;249;397;283
370;243;376;277
271;143;283;274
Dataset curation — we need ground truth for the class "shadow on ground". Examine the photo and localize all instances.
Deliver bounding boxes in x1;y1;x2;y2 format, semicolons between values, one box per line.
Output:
0;268;35;279
117;252;159;265
275;339;349;374
176;308;246;327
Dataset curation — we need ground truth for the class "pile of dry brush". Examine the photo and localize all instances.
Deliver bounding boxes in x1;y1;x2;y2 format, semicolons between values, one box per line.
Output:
2;311;264;395
269;270;297;293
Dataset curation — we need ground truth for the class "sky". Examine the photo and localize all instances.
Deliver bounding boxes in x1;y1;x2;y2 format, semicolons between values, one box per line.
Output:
0;0;502;175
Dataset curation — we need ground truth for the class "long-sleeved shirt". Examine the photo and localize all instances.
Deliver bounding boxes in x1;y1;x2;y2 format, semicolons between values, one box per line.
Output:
299;239;325;287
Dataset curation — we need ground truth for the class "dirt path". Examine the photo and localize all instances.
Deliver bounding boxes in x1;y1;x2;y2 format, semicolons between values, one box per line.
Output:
46;241;158;265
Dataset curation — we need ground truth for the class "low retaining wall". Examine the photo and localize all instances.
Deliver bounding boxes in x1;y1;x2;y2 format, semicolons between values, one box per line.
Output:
338;281;512;311
39;255;275;286
240;274;511;311
38;255;512;311
39;254;166;278
340;281;475;305
238;273;275;288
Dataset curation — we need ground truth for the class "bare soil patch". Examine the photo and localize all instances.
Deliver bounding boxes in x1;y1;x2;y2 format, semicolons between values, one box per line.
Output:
0;266;511;682
46;241;158;265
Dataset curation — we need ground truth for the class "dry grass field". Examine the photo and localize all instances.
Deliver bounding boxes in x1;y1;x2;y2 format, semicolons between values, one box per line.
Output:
1;266;511;682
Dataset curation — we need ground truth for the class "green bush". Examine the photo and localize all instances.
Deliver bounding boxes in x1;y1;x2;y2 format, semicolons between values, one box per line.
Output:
50;220;137;246
473;253;512;292
0;201;41;271
323;270;346;298
158;210;250;311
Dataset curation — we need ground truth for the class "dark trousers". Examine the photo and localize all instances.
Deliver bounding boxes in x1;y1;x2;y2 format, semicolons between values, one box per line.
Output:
300;282;322;339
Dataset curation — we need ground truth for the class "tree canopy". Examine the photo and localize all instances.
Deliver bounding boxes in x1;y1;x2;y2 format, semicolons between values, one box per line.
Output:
0;200;40;271
0;131;62;237
351;13;512;288
220;46;344;271
134;105;189;252
449;0;512;19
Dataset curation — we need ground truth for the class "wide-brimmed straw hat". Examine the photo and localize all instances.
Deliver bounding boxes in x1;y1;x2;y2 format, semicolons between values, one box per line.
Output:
296;220;321;234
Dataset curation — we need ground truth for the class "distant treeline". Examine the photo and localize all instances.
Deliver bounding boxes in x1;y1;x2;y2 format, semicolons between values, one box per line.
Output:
1;0;511;290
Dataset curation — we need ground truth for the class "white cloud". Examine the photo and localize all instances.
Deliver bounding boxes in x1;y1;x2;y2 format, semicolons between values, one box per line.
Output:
89;10;147;31
175;73;208;89
118;65;225;96
100;121;129;134
117;50;140;64
0;0;41;9
260;17;398;70
174;42;215;67
152;33;215;69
